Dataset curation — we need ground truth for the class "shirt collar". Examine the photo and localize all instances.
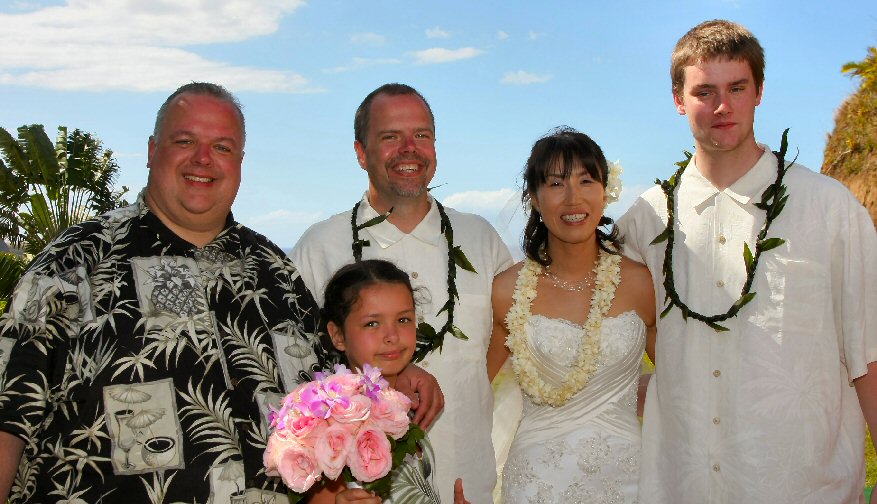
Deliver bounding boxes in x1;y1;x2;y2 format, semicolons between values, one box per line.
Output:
357;192;443;249
137;188;239;254
683;144;778;207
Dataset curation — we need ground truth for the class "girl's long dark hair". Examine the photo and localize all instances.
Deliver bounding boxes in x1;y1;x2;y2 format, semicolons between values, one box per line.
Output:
319;259;416;364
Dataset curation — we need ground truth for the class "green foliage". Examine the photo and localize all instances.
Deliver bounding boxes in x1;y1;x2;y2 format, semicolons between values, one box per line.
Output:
0;252;26;312
0;124;129;310
824;45;877;178
868;428;877;488
843;46;877;91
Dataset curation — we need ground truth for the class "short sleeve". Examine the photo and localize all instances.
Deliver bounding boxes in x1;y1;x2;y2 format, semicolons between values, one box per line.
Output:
618;196;651;264
838;195;877;381
0;266;85;439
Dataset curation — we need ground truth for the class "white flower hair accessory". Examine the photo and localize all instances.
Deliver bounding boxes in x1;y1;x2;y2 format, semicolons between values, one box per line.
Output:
605;160;623;207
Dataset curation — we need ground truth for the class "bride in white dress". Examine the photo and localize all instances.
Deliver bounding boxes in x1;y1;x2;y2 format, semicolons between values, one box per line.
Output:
488;127;656;503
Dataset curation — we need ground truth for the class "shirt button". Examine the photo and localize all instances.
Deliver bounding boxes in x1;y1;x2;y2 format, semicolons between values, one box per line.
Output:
716;280;725;288
230;378;240;387
713;417;721;425
411;271;419;279
713;369;721;377
718;234;727;244
713;463;721;472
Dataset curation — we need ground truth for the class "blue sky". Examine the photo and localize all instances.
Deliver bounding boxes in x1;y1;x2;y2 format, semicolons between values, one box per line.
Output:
2;0;876;250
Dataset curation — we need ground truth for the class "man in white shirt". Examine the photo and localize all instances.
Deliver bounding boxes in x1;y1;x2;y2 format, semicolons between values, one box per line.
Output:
291;83;513;503
619;20;877;503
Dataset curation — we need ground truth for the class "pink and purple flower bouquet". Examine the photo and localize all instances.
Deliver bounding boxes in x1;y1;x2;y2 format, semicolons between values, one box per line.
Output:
264;364;425;502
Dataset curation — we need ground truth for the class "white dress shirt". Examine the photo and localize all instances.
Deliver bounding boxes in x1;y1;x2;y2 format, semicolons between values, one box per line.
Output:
618;146;877;504
291;194;513;504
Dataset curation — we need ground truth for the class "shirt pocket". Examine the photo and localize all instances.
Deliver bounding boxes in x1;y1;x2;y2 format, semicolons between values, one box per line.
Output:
754;253;828;344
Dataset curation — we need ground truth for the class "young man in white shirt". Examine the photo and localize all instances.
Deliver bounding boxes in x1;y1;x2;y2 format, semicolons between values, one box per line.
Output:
619;19;877;503
291;83;513;504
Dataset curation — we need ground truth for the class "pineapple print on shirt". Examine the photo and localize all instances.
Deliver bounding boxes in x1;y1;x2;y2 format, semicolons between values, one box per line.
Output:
136;257;207;318
131;256;230;384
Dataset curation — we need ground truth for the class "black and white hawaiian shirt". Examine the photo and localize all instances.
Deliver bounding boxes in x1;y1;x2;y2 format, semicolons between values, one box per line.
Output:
0;193;327;503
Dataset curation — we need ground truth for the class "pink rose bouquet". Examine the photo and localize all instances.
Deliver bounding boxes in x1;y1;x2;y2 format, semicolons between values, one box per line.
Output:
264;364;425;502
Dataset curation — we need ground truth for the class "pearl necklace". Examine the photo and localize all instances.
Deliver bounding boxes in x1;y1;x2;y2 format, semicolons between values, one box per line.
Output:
542;266;594;292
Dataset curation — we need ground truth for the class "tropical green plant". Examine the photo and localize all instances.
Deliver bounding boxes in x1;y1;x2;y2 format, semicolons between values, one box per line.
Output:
0;124;129;311
843;46;877;91
0;253;25;313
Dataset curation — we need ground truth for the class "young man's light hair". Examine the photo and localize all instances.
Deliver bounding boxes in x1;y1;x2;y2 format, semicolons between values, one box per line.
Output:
670;19;765;98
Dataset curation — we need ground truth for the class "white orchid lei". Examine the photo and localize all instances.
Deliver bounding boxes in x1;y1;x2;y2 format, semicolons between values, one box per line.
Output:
505;247;622;407
604;160;623;207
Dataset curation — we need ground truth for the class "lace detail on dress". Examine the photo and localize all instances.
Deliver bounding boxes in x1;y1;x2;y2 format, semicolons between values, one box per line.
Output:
528;311;642;371
504;452;556;503
539;439;568;469
598;312;644;366
622;380;637;411
527;316;583;369
577;432;612;475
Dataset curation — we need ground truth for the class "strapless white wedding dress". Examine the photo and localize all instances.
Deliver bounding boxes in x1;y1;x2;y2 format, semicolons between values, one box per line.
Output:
501;311;645;504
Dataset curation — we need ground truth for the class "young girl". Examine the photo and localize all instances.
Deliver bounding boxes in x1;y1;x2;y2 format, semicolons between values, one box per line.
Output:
308;259;459;504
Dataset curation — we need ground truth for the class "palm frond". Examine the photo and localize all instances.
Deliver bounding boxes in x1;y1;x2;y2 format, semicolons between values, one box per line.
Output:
17;124;59;188
178;379;242;466
221;316;277;392
0;252;26;311
0;124;129;310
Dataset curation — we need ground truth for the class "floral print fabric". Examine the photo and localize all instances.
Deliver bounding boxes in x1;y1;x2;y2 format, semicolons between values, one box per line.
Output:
0;193;326;503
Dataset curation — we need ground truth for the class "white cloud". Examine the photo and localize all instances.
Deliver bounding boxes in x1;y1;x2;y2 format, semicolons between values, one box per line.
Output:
528;31;542;40
497;30;509;40
443;188;525;259
425;26;450;39
350;32;387;45
245;208;325;249
442;188;519;218
0;0;317;92
248;209;324;227
500;70;553;85
323;57;403;74
412;47;484;65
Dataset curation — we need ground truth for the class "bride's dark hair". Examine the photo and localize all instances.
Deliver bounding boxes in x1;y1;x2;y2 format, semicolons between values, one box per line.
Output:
521;126;620;266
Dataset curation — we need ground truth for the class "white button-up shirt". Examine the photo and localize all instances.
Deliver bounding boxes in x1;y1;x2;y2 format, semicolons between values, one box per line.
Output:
619;146;877;504
291;194;513;504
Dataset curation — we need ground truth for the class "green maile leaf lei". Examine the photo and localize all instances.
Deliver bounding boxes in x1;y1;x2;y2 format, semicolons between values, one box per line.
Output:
351;199;477;362
650;128;796;332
